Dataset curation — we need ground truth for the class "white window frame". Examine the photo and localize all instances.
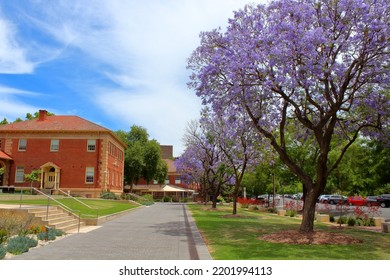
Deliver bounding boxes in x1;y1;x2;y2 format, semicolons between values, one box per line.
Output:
87;139;96;152
175;176;181;184
50;139;59;151
85;167;94;183
18;139;27;151
15;166;25;182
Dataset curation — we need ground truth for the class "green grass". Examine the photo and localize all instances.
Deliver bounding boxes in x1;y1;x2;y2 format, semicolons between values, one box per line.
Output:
0;197;139;218
188;204;390;260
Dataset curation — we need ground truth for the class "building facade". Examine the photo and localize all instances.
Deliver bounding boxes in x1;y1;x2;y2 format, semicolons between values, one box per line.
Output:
131;145;195;200
0;110;126;198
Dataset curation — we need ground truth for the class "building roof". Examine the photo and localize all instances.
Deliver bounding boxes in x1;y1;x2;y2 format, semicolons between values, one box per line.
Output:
0;150;13;160
132;184;194;193
0;110;126;148
0;116;109;132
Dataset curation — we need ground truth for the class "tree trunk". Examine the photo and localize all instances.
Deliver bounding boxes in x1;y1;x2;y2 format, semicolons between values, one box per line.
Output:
232;182;241;215
299;189;318;232
299;180;325;232
232;195;237;215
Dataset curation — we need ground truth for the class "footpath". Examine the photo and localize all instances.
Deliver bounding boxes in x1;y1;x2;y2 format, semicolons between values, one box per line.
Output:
8;203;212;260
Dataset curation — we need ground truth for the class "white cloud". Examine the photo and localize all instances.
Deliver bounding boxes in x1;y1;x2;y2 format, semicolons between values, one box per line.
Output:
0;86;40;120
1;0;265;155
0;16;35;74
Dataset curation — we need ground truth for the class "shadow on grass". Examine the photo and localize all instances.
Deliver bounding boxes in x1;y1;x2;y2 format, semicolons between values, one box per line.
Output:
188;204;390;260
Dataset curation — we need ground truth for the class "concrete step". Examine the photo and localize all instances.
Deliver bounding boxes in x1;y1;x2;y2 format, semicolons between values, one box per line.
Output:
45;215;75;224
58;221;86;233
27;205;85;233
27;206;59;214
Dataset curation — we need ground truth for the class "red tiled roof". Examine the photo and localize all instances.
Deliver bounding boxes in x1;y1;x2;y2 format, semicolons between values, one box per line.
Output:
0;115;110;132
0;150;13;160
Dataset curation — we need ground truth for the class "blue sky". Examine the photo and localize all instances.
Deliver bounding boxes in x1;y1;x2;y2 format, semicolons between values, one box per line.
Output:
0;0;261;156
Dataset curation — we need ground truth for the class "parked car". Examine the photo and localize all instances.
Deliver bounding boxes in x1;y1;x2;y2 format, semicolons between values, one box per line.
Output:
376;194;390;208
318;194;331;203
365;196;379;207
347;196;366;206
257;194;268;201
328;195;348;205
292;193;303;200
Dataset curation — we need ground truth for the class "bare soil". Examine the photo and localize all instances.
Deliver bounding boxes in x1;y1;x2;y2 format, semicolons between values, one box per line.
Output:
259;230;363;245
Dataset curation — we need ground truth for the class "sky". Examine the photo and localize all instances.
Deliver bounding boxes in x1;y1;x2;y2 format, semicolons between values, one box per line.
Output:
0;0;265;156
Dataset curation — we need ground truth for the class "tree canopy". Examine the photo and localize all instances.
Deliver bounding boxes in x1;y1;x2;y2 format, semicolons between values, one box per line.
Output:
188;0;389;232
116;125;167;188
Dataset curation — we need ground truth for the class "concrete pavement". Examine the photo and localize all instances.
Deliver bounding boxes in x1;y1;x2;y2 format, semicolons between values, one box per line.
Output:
8;203;212;260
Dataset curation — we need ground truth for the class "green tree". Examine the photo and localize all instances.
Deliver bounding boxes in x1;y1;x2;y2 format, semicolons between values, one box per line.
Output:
25;170;41;188
116;125;167;189
142;140;162;185
0;111;55;125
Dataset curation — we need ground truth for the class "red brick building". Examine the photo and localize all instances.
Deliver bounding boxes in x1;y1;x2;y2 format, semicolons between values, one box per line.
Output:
132;145;195;200
0;110;126;198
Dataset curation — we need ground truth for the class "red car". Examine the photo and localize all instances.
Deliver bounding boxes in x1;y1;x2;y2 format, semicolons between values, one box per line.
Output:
347;196;366;206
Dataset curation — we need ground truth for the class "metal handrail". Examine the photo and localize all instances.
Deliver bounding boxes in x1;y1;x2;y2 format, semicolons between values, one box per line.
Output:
57;189;99;217
20;187;82;233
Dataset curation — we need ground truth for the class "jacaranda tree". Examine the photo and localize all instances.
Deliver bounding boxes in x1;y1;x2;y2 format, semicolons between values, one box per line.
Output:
200;107;263;215
188;0;389;232
177;120;233;208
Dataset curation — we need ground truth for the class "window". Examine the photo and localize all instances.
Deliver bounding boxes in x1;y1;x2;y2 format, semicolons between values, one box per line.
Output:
85;167;94;183
18;139;27;151
175;176;181;184
87;139;96;152
165;177;169;184
15;166;24;182
50;140;59;151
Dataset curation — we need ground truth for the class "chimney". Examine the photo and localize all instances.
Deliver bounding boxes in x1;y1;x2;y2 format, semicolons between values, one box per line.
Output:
38;110;48;121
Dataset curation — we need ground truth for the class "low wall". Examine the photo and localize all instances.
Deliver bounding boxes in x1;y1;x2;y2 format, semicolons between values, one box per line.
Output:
81;206;143;226
317;214;330;223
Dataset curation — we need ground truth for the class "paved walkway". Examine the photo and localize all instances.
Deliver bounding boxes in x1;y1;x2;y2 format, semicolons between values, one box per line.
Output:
8;203;212;260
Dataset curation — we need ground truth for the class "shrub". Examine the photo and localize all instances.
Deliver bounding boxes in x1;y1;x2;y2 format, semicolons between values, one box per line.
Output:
37;227;64;241
37;230;56;241
27;225;46;234
142;194;154;202
100;191;118;200
0;245;6;259
364;218;375;227
6;235;38;255
249;205;259;211
287;210;297;217
267;207;277;213
0;211;33;236
348;217;356;226
237;197;260;205
0;229;8;244
329;214;335;222
356;218;364;226
337;216;348;224
163;196;171;202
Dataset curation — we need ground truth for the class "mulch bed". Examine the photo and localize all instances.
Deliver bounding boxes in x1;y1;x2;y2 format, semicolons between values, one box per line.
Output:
259;230;363;245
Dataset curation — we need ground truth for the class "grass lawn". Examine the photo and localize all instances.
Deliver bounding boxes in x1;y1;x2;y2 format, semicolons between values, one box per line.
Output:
188;204;390;260
0;196;139;218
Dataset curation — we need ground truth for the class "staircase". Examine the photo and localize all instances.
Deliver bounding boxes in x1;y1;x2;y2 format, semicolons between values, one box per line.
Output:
27;206;85;233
